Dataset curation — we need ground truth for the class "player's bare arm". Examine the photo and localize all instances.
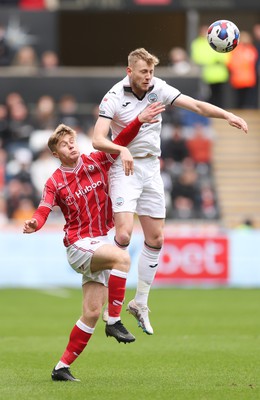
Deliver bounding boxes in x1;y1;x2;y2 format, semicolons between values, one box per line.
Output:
174;94;248;133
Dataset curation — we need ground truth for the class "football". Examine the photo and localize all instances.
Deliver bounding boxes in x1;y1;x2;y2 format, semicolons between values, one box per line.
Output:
207;20;240;53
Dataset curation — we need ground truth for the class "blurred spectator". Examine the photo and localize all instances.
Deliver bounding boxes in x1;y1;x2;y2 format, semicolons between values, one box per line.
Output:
12;197;36;222
236;218;254;230
4;178;37;219
161;124;190;175
41;50;59;70
190;25;230;107
227;31;258;108
31;95;57;130
5;92;24;112
29;128;53;155
6;147;33;183
186;123;213;175
12;45;39;69
168;46;193;76
6;101;34;153
0;24;12;66
58;94;81;128
200;182;218;219
171;162;201;219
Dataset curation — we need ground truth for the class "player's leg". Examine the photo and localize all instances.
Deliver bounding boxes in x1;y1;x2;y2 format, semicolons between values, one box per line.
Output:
90;244;135;343
100;214;134;324
127;157;165;335
127;216;164;335
109;160;140;249
52;281;106;382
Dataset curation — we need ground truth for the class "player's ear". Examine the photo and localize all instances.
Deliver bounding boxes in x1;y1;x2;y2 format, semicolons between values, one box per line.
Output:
126;66;132;75
52;151;59;159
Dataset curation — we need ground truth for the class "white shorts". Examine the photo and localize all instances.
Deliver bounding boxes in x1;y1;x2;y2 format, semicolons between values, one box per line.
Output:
109;156;166;218
66;236;111;286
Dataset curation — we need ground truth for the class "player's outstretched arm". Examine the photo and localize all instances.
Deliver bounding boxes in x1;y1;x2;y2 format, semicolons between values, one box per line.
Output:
174;94;248;133
23;206;51;234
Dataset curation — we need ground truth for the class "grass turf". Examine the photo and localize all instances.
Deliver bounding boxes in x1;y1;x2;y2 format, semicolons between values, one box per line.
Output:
0;288;259;400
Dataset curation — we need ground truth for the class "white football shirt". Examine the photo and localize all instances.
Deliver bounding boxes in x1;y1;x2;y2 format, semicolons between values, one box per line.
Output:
99;75;181;157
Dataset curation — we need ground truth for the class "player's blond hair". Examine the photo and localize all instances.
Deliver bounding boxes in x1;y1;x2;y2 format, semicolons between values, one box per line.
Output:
48;124;76;152
128;48;159;67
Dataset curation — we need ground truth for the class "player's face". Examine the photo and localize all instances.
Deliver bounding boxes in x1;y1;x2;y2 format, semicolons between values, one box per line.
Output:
127;59;155;97
54;133;80;167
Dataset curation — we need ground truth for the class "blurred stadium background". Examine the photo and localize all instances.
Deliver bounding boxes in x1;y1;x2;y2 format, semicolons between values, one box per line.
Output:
0;0;260;289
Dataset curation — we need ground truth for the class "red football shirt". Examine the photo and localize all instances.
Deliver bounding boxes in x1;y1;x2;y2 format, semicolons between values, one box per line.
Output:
39;152;114;246
32;117;142;246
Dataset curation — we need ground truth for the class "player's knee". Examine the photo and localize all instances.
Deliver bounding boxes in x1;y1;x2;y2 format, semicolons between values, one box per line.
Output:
146;233;164;249
115;231;131;247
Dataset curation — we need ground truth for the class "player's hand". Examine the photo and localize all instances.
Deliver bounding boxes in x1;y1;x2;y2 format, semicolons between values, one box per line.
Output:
138;102;166;124
119;147;134;176
227;113;248;133
23;218;38;234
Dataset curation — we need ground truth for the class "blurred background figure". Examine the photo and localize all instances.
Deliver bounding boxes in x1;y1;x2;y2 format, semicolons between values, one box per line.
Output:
190;25;230;107
186;123;213;176
31;95;57;131
227;31;258;108
6;101;34;154
12;45;39;69
58;94;81;129
161;124;190;176
171;162;201;219
40;50;59;70
168;46;193;76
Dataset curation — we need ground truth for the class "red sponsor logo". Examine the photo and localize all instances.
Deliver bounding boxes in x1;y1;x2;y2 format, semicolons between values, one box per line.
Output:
156;237;229;282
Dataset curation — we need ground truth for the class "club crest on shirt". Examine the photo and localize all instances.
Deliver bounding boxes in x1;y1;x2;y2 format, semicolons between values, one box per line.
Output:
115;197;124;206
65;195;75;205
88;165;95;171
147;93;158;103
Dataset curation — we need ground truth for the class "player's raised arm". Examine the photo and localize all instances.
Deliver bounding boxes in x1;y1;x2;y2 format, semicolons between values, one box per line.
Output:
174;94;248;133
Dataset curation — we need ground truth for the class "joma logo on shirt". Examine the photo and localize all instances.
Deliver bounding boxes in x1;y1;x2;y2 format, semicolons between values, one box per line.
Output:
75;181;102;198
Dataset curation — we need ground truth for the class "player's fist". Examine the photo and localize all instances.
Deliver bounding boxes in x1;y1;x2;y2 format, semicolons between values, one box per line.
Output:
23;218;38;234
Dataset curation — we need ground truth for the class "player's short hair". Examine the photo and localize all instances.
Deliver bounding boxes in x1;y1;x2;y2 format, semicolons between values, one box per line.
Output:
48;124;76;152
128;48;159;67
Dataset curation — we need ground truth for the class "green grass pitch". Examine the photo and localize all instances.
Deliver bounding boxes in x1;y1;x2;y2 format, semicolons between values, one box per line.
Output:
0;288;259;400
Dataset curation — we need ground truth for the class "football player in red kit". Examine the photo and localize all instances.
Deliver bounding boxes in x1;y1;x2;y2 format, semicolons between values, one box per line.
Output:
23;102;165;382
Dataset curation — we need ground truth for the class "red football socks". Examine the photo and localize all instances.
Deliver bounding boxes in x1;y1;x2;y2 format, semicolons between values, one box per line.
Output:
60;320;94;366
108;269;127;317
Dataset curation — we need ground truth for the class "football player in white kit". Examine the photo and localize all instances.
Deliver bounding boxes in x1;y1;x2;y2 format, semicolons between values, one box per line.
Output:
93;48;248;335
